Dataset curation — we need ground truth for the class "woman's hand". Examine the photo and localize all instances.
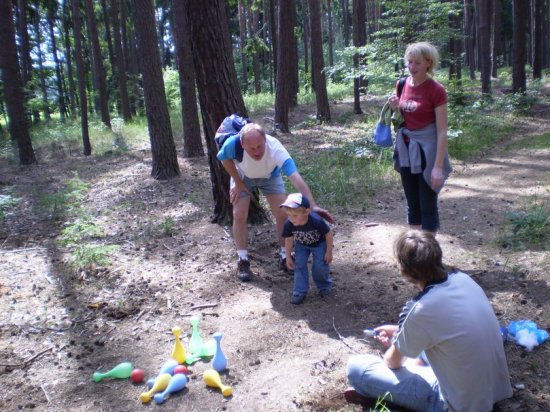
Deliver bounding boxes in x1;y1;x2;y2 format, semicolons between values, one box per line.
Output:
388;94;400;111
431;166;444;191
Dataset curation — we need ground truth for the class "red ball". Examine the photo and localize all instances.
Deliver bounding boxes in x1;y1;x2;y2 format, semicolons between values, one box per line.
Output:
130;368;145;383
173;365;189;375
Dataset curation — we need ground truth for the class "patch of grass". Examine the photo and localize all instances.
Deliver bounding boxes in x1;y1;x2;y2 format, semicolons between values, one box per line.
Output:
160;216;176;237
504;132;550;151
36;173;89;220
69;244;120;270
496;197;550;250
59;219;104;246
289;139;398;211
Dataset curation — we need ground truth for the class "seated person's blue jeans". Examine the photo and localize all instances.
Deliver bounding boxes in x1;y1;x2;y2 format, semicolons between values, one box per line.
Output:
346;354;447;412
293;240;332;296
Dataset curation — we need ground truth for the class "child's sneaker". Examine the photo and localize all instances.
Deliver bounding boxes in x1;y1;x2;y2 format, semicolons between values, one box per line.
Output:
236;259;252;282
290;293;306;305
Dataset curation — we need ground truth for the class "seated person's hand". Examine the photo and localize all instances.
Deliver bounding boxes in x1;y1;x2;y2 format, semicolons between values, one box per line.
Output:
374;325;399;347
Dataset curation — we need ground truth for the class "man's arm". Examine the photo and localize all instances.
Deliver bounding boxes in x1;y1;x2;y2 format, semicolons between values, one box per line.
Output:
220;159;250;204
287;171;335;223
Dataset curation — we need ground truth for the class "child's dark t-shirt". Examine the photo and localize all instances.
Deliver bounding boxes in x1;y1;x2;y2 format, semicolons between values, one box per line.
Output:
282;212;330;246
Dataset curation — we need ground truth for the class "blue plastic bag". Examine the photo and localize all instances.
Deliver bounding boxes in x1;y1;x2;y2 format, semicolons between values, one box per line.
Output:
508;320;549;345
373;103;393;148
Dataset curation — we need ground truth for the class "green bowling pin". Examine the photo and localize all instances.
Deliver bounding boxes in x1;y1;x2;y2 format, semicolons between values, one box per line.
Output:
92;361;133;382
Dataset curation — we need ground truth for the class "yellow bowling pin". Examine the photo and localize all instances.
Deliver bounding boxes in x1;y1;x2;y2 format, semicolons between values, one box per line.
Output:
171;326;186;364
139;373;170;403
203;369;233;397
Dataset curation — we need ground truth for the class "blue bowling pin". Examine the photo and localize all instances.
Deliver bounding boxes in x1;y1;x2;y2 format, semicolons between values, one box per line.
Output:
211;332;227;372
146;359;179;388
153;374;188;404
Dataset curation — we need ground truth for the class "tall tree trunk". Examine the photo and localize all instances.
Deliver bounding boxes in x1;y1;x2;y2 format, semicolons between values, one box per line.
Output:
327;0;334;67
33;9;51;121
172;0;204;158
63;0;77;119
17;0;35;124
111;0;132;121
341;0;350;47
476;0;491;95
274;0;295;133
448;8;462;86
0;0;36;164
511;0;527;93
288;2;299;106
464;0;476;80
85;0;111;128
302;0;310;90
268;0;278;91
120;0;138;115
352;0;366;114
185;0;268;225
72;0;92;155
47;6;67;121
238;0;248;93
532;0;543;78
308;0;331;122
491;0;501;78
249;3;262;93
131;0;180;180
100;0;116;69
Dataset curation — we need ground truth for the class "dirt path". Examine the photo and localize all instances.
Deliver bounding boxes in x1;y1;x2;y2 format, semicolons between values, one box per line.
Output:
0;94;549;411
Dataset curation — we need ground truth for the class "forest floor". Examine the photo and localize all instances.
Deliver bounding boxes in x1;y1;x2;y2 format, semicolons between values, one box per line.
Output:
0;86;549;412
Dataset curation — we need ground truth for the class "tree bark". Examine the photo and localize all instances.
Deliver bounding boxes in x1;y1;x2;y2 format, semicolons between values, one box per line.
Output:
302;0;310;90
72;0;92;155
308;0;331;122
341;0;350;47
33;9;51;121
131;0;180;179
0;0;36;164
16;0;35;124
238;0;248;93
63;1;77;119
274;0;295;133
511;0;527;93
327;0;334;67
476;0;491;95
352;0;366;114
268;0;278;84
172;0;204;158
85;0;111;128
111;0;132;122
464;0;476;80
491;0;501;78
288;2;299;106
47;4;67;121
100;0;116;69
185;0;267;225
532;0;543;79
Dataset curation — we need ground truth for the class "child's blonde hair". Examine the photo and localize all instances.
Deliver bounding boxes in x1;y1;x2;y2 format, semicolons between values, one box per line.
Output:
404;42;439;76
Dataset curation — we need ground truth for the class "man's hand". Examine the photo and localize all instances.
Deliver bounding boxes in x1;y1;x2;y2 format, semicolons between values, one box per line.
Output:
312;206;335;224
229;183;249;204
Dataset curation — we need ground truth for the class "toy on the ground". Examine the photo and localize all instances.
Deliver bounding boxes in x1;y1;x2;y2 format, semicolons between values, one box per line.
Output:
146;359;179;389
173;365;190;375
185;317;216;364
153;373;188;404
130;368;145;383
203;369;233;397
171;326;186;364
363;329;379;337
139;373;171;403
92;361;133;382
212;332;227;372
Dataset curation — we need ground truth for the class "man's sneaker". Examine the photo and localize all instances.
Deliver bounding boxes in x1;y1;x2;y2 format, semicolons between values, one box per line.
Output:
236;259;252;282
290;293;306;305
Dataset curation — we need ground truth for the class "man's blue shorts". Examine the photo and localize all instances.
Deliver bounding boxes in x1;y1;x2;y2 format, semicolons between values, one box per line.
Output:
230;174;286;198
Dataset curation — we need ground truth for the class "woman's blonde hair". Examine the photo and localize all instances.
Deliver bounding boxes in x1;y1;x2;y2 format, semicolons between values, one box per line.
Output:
404;42;439;76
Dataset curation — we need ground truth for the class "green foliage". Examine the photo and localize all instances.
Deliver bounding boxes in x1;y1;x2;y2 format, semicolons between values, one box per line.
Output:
160;216;176;237
496;197;550;251
0;191;19;221
505;132;550;152
163;68;181;109
289;138;399;211
69;244;120;270
59;218;104;246
37;173;89;220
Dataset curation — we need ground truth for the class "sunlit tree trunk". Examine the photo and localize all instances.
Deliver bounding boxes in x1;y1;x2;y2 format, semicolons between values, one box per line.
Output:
309;0;331;122
511;0;527;93
352;0;366;114
0;0;36;164
111;0;132;122
476;0;491;95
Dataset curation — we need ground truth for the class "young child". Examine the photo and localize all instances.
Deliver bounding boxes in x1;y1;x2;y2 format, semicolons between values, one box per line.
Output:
280;193;334;304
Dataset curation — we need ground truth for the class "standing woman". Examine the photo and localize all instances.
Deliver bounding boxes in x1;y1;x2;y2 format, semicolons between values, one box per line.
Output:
389;42;452;233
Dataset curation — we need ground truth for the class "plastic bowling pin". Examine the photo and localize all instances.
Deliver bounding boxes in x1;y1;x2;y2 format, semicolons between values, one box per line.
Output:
188;316;204;355
139;373;171;403
153;374;188;404
203;369;233;397
92;361;133;382
146;359;179;388
171;327;186;364
211;332;227;372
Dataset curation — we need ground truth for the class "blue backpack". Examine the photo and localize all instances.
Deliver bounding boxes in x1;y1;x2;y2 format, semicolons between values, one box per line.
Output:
215;114;251;162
